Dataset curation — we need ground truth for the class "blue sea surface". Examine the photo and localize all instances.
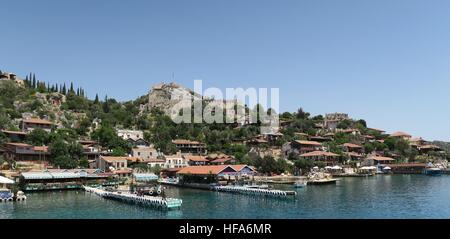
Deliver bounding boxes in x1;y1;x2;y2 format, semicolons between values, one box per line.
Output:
1;175;450;219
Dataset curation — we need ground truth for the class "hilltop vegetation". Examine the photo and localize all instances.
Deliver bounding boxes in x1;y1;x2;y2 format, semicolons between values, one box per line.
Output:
1;71;448;172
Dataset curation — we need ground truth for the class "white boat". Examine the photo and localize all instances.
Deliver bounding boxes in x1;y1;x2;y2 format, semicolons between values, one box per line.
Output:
294;180;307;188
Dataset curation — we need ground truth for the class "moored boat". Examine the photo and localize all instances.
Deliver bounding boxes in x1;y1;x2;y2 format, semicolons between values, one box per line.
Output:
424;167;442;176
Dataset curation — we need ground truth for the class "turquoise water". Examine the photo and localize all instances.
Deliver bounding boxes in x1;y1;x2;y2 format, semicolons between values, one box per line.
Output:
2;175;450;219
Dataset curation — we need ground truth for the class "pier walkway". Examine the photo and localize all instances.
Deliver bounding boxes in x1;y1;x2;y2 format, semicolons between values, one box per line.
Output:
83;186;182;210
213;185;297;197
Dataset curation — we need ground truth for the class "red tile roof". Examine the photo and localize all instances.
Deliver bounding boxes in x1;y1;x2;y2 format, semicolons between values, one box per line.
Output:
294;140;322;146
231;164;256;172
210;158;234;163
369;156;395;161
177;165;236;175
101;156;140;163
343;143;363;148
185;155;208;162
172;139;204;145
1;130;27;135
390;131;412;138
300;151;339;157
6;142;32;147
22;118;53;125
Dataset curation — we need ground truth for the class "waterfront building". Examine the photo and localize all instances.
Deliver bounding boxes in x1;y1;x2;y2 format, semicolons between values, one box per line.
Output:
20;169;114;191
172;139;206;154
388;163;427;174
176;165;237;184
20;118;54;133
231;164;257;177
368;156;395;165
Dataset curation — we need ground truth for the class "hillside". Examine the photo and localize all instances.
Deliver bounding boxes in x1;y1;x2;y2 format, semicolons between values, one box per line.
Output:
1;70;449;173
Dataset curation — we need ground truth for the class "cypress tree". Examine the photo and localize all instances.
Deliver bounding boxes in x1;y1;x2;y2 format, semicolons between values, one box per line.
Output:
62;83;67;95
32;74;36;88
94;94;99;104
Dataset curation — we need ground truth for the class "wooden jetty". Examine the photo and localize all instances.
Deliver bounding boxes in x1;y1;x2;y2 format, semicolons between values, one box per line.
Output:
83;186;182;210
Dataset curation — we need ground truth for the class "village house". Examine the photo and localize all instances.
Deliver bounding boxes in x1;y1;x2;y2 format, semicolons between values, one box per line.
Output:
337;128;361;135
164;153;189;168
96;156;138;177
309;135;333;143
283;140;323;157
262;132;283;143
207;154;236;165
1;130;27;142
172;139;206;155
299;151;339;166
390;131;412;140
367;128;386;135
184;155;209;166
131;146;160;161
117;129;148;147
342;143;364;154
1;142;50;162
245;137;269;148
176;165;237;184
416;145;442;155
368;156;395;165
146;158;166;168
20;118;54;133
324;113;349;130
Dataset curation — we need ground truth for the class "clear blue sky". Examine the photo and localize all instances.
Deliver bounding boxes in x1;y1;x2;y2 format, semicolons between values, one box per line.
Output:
1;0;450;141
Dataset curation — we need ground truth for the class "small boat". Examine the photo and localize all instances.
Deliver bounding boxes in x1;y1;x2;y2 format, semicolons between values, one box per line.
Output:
424;167;442;176
294;180;307;188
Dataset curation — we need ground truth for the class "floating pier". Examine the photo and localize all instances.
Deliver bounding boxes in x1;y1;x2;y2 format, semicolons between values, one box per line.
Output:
213;185;297;197
83;186;182;210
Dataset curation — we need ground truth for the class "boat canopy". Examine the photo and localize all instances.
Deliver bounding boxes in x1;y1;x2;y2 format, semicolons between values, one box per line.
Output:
0;176;15;184
383;166;391;170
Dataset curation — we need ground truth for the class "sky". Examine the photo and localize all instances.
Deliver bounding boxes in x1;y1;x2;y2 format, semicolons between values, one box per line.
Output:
1;0;450;141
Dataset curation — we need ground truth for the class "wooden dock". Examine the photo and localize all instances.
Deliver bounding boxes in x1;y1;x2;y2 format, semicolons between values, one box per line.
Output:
83;186;182;210
213;185;297;197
